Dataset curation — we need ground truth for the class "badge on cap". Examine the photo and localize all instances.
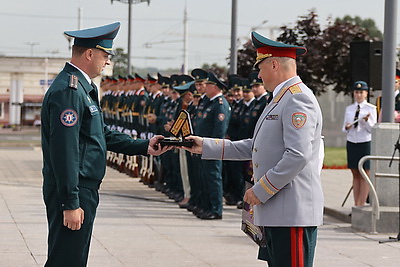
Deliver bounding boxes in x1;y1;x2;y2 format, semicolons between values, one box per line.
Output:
60;109;78;127
292;112;307;129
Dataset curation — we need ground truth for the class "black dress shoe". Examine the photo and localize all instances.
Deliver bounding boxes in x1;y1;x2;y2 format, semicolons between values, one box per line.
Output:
225;199;239;206
193;208;206;218
179;202;190;209
174;194;184;203
200;211;222;220
186;204;196;212
236;201;243;209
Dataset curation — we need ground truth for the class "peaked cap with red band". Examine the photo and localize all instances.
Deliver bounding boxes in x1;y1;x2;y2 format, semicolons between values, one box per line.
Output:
134;73;146;83
251;31;307;67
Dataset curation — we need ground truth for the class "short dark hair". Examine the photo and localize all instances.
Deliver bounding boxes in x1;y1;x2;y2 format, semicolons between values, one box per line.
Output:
72;45;90;57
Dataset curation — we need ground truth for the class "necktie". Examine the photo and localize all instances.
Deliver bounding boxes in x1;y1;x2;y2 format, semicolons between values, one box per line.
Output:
267;93;273;104
354;104;360;128
90;83;100;106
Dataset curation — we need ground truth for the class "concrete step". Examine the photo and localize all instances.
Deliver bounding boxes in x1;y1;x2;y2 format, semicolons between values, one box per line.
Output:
352;205;400;233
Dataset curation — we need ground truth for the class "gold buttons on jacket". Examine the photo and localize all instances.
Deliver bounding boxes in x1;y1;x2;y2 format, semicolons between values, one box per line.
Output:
253;148;258;152
254;163;259;168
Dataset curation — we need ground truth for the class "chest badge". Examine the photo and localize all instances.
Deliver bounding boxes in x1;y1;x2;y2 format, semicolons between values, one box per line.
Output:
89;105;98;114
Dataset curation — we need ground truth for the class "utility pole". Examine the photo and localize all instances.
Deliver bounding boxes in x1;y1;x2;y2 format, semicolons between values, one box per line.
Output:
381;0;398;122
183;1;188;74
229;0;237;75
24;42;39;57
78;7;83;30
111;0;150;74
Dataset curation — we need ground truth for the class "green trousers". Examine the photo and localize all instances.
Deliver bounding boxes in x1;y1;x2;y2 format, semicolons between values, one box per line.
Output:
258;226;317;267
43;185;99;267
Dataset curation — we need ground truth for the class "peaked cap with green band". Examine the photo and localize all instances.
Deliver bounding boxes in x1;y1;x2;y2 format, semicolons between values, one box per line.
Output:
64;22;120;55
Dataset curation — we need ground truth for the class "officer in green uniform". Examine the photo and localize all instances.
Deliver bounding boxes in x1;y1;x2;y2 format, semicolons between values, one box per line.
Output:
248;71;270;136
195;72;231;219
224;75;244;206
235;80;256;209
187;68;209;215
41;22;168;267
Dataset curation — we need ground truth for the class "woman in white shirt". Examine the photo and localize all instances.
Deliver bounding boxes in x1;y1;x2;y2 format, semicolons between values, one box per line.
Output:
342;81;377;207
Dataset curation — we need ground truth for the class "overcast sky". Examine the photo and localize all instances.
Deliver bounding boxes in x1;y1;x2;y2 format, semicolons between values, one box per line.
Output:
1;0;397;70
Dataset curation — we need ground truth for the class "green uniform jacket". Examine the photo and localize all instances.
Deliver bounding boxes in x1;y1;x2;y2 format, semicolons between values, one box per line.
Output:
41;63;149;210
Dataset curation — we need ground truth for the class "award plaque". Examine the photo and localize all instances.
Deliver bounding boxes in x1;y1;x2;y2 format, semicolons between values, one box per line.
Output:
241;181;266;247
159;110;194;148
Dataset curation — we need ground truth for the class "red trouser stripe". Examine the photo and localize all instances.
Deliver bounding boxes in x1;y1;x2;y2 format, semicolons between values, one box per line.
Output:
291;227;304;267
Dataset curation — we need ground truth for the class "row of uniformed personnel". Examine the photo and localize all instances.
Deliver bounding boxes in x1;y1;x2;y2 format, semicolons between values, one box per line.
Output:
99;68;271;219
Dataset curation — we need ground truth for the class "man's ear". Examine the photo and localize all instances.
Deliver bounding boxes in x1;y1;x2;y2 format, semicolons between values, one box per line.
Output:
84;48;94;61
271;59;279;70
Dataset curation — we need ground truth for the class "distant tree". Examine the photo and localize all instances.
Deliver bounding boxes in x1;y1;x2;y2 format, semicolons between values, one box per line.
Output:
319;19;369;95
111;48;129;76
236;11;379;95
278;11;370;95
278;11;325;94
236;39;256;78
202;63;228;81
336;15;383;40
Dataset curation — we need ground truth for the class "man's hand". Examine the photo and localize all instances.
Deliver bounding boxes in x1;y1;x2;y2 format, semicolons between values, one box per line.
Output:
147;135;171;156
63;208;84;231
243;188;261;206
181;135;203;154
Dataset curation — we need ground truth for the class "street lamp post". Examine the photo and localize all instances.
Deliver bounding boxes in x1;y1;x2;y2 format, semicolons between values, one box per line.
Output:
111;0;150;75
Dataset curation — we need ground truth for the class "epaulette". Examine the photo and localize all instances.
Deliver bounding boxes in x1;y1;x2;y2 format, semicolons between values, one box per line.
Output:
139;91;145;96
273;82;302;103
273;87;289;103
69;75;78;89
218;97;223;104
288;84;302;94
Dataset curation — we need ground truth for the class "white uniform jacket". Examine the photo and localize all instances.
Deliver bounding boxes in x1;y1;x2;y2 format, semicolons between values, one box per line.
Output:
202;76;324;227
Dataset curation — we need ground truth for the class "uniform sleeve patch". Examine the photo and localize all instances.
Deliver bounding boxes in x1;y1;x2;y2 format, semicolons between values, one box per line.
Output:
292;112;307;129
218;113;225;121
60;109;78;127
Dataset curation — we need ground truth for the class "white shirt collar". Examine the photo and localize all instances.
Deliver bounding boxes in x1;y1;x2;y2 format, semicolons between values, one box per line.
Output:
244;97;255;106
272;76;297;98
355;99;368;107
67;62;91;85
209;92;223;101
256;92;268;101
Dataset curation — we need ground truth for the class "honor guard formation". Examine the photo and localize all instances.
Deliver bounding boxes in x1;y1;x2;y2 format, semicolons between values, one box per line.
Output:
100;68;272;220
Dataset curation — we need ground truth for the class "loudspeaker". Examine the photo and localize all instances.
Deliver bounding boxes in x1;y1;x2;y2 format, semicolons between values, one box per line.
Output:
350;41;382;90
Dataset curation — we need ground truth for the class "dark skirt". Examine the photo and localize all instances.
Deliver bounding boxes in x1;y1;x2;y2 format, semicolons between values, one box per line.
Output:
346;141;371;170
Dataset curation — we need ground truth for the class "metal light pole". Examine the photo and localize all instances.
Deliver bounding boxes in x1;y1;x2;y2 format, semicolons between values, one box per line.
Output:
381;0;398;122
183;2;188;74
229;0;237;75
111;0;150;74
